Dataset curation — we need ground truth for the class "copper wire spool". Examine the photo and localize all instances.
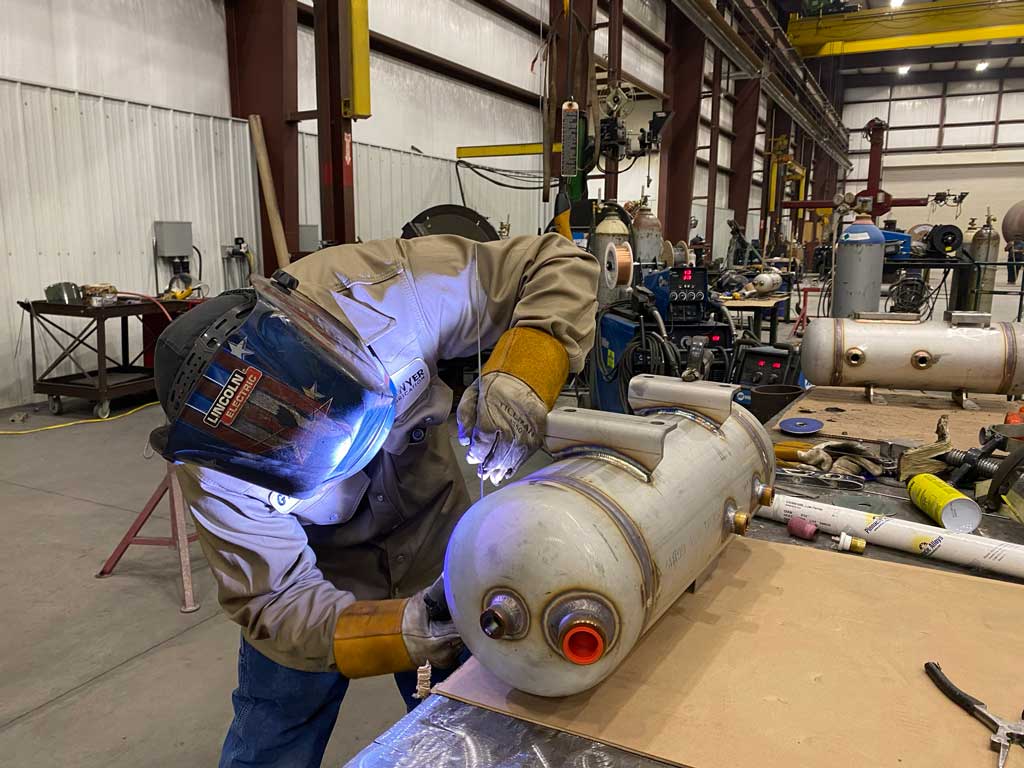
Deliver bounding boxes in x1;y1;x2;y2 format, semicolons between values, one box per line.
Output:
604;242;633;289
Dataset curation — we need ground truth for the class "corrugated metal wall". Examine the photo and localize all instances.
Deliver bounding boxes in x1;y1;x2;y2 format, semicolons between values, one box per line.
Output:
0;78;258;409
299;133;545;241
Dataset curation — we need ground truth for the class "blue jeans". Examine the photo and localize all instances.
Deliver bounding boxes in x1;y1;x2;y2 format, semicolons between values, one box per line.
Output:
219;636;460;768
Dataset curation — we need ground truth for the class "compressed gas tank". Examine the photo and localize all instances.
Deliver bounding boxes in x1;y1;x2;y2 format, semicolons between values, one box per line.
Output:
444;378;775;697
801;314;1024;395
832;213;884;318
632;205;664;268
591;205;631;307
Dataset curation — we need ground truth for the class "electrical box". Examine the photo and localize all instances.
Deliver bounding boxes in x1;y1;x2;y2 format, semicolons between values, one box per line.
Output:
154;221;193;259
299;225;321;253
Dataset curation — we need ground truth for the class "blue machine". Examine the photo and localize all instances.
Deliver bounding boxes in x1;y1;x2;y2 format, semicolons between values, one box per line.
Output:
591;266;733;413
883;230;913;259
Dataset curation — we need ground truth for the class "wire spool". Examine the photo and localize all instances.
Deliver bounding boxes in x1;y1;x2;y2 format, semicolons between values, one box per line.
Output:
907;223;933;242
603;242;633;290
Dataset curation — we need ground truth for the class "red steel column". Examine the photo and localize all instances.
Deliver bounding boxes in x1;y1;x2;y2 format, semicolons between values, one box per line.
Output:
226;0;299;274
658;3;706;244
315;0;357;244
729;76;761;228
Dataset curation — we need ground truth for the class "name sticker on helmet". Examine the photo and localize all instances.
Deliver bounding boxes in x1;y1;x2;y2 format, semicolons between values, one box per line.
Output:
204;367;263;427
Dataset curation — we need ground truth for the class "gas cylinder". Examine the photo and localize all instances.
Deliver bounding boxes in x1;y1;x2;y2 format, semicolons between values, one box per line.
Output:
801;314;1024;395
632;205;664;269
832;213;884;318
591;205;631;307
967;219;1000;314
444;378;775;697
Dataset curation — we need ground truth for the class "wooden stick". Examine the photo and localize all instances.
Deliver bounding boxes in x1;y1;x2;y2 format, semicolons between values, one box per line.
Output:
248;114;290;269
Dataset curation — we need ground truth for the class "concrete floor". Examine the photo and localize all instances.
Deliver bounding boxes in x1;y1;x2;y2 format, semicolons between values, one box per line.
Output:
3;271;1022;767
0;393;551;768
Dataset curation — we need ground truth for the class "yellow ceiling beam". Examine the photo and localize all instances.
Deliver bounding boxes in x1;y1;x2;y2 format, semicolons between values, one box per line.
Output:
788;0;1024;58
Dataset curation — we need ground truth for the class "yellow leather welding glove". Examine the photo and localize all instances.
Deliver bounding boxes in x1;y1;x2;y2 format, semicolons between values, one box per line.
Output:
458;327;569;486
333;578;462;679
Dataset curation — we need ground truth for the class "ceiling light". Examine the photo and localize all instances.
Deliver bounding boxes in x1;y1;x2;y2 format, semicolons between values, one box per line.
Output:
897;65;911;75
890;0;904;7
976;61;990;71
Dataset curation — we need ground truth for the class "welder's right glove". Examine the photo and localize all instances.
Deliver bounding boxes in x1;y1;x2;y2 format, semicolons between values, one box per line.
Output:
333;576;463;679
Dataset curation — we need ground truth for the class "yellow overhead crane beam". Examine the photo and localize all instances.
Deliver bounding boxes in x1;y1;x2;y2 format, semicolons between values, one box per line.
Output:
788;0;1024;58
456;143;562;159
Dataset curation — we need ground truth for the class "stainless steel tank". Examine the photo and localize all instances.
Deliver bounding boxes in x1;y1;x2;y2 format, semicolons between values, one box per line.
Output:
1003;199;1024;242
801;314;1024;395
832;213;885;318
444;378;775;697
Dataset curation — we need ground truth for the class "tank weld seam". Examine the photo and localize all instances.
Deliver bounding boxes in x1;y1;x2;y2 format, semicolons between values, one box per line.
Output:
999;322;1017;394
731;407;773;476
633;407;723;436
831;320;843;386
531;476;660;629
548;447;652;482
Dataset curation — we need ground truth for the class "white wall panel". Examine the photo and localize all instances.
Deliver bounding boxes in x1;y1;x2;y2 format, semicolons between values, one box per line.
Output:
999;123;1024;144
845;86;889;101
887;127;939;149
945;93;998;124
297;30;543;160
625;0;667;37
844;101;889;130
891;83;942;99
0;0;231;116
594;10;665;93
504;0;546;19
0;79;258;408
1002;91;1024;121
943;124;995;146
947;79;999;95
369;0;544;93
889;97;941;127
297;133;544;242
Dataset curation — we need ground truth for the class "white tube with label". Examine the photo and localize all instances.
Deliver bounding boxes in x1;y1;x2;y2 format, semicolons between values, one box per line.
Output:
766;494;1024;581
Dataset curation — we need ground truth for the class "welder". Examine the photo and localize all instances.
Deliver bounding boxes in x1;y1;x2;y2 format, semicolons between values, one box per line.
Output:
148;234;598;767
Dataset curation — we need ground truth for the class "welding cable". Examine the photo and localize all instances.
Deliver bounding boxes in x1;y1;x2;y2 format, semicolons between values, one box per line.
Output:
191;245;203;281
0;401;159;435
117;292;174;322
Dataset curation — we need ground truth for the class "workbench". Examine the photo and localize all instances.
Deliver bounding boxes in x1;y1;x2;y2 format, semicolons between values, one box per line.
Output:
720;294;790;343
16;299;192;418
343;391;1024;767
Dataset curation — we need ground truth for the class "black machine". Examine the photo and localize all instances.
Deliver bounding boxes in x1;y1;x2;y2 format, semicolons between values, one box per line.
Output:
730;340;802;410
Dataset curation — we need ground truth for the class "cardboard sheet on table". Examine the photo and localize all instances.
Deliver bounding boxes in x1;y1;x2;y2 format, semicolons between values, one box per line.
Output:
777;387;1011;450
435;537;1024;768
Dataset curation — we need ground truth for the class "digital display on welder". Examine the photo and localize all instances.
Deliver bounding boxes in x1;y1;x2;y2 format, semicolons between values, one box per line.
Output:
667;267;708;303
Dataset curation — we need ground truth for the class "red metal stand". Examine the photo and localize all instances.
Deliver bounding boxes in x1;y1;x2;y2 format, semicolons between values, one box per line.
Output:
792;286;823;338
96;464;200;613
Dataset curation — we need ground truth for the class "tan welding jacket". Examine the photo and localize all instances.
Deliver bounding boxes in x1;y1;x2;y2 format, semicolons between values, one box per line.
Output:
177;234;599;672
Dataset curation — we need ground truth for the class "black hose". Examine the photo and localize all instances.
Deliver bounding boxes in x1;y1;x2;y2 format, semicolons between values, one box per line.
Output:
191;245;203;281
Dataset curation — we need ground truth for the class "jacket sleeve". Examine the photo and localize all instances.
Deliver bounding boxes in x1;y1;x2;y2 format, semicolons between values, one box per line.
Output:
401;234;599;372
177;467;354;672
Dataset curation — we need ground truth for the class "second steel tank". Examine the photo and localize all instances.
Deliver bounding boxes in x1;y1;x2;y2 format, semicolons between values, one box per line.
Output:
832;213;884;318
444;378;775;697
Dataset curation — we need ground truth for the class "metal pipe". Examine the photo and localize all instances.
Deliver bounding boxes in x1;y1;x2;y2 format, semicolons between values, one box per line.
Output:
765;495;1024;581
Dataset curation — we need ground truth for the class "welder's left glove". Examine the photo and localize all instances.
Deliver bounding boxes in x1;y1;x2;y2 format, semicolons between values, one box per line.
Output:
458;327;569;486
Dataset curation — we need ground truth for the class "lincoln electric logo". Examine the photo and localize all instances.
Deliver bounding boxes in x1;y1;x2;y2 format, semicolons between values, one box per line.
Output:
204;367;262;427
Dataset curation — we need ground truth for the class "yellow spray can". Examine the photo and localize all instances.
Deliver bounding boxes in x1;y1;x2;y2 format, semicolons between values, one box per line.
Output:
907;473;982;533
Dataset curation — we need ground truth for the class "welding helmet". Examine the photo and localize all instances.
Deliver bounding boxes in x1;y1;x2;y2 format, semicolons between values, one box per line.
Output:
150;272;396;498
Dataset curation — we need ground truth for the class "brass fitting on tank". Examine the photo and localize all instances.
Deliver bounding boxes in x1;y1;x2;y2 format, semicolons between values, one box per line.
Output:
845;347;866;366
479;589;530;640
911;350;933;370
752;476;774;507
544;594;618;665
732;512;750;536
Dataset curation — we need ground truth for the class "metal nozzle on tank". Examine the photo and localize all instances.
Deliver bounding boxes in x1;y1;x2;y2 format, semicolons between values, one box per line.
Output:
479;590;530;640
544;594;618;666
